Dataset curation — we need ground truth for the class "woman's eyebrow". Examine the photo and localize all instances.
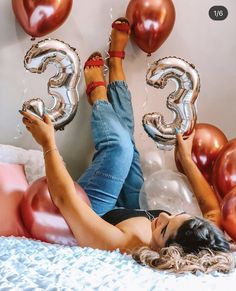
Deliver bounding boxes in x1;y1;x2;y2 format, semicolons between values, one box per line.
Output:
161;212;186;238
176;211;186;216
161;223;169;237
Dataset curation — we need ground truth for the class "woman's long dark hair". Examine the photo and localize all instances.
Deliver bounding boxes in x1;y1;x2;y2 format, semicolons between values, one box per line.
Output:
132;217;235;273
165;217;230;253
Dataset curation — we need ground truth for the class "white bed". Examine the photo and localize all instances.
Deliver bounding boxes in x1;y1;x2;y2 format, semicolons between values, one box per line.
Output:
0;236;235;290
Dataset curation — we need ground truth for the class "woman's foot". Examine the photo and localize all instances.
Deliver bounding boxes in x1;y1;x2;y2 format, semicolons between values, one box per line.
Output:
108;18;130;82
84;52;107;105
109;17;130;62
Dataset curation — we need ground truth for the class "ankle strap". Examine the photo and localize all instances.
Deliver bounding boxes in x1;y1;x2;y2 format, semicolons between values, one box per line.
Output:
108;51;125;59
86;81;106;96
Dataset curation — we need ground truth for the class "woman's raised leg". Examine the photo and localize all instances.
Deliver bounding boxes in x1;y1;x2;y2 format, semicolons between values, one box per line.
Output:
77;52;134;216
107;18;144;209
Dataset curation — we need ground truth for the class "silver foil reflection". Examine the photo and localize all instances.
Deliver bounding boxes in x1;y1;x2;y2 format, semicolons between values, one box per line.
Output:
143;56;200;150
22;38;81;130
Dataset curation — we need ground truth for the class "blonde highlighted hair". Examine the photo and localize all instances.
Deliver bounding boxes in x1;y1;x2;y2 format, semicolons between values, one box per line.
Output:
132;245;235;274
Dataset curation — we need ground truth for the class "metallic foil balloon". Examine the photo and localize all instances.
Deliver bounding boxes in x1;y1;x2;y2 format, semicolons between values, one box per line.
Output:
126;0;175;55
139;169;202;216
221;186;236;242
22;98;45;121
212;139;236;198
175;123;228;184
143;57;200;150
22;38;81;130
0;163;30;238
20;177;91;246
12;0;73;38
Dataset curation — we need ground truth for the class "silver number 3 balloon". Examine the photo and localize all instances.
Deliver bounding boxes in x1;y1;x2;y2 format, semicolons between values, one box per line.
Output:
142;56;200;150
22;38;81;130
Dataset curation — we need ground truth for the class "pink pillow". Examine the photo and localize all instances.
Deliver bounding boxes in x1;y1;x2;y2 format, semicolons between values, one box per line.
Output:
0;162;30;237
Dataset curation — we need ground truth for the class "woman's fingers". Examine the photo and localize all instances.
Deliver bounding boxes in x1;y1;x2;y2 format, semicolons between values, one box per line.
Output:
188;129;196;140
230;242;236;252
176;129;195;143
20;110;53;126
176;131;183;145
19;110;40;122
22;117;30;125
43;114;52;125
19;110;52;125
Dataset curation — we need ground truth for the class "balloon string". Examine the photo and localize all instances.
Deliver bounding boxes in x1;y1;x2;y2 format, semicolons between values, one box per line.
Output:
103;38;110;75
110;7;113;20
104;6;114;75
14;39;34;140
162;150;167;169
142;55;151;109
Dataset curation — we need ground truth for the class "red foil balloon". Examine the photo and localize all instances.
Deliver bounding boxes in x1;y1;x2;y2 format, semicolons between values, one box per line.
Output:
20;177;91;246
175;123;228;185
126;0;175;55
12;0;73;37
221;187;236;242
212;139;236;198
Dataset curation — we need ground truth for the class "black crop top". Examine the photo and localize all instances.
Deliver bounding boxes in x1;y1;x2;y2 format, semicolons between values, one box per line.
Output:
101;208;171;226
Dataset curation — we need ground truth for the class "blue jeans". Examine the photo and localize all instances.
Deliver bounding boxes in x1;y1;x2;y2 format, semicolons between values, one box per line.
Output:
77;81;144;216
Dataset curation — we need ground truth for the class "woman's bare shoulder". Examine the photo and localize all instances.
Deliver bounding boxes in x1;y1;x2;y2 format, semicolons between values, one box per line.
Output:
115;217;152;248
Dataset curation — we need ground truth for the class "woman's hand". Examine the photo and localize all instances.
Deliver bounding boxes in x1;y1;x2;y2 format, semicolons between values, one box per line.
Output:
230;242;236;252
20;110;56;149
175;129;195;165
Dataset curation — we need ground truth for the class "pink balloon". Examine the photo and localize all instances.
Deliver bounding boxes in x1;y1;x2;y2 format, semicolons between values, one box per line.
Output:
0;163;30;238
20;177;91;246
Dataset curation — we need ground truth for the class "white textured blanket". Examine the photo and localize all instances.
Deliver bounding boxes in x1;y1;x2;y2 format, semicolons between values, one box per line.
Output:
0;237;235;290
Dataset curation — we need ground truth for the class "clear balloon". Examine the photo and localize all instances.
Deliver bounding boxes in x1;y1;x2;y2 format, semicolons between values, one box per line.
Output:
12;0;73;38
139;169;202;216
22;38;81;130
141;150;165;179
143;57;200;150
126;0;175;55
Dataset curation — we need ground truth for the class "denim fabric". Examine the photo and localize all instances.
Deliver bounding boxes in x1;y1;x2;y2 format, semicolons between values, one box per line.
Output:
77;81;144;216
107;81;144;209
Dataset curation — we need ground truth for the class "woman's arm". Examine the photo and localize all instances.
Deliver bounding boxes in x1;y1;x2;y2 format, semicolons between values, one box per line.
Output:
175;131;221;227
21;111;128;250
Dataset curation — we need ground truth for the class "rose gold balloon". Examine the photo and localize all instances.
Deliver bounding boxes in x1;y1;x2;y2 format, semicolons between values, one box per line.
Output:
175;123;228;185
126;0;175;55
20;177;91;246
12;0;73;37
212;139;236;198
221;187;236;242
0;163;30;238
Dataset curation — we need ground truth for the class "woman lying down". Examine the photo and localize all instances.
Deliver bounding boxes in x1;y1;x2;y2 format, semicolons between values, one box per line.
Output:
20;17;235;274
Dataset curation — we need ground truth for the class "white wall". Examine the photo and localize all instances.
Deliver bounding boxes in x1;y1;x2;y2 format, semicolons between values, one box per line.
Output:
0;0;235;179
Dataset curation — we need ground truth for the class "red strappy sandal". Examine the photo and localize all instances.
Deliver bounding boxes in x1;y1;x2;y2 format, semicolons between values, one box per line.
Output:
108;17;130;60
84;52;106;99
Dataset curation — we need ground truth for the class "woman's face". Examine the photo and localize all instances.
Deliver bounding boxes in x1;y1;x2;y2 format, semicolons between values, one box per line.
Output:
150;212;192;250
